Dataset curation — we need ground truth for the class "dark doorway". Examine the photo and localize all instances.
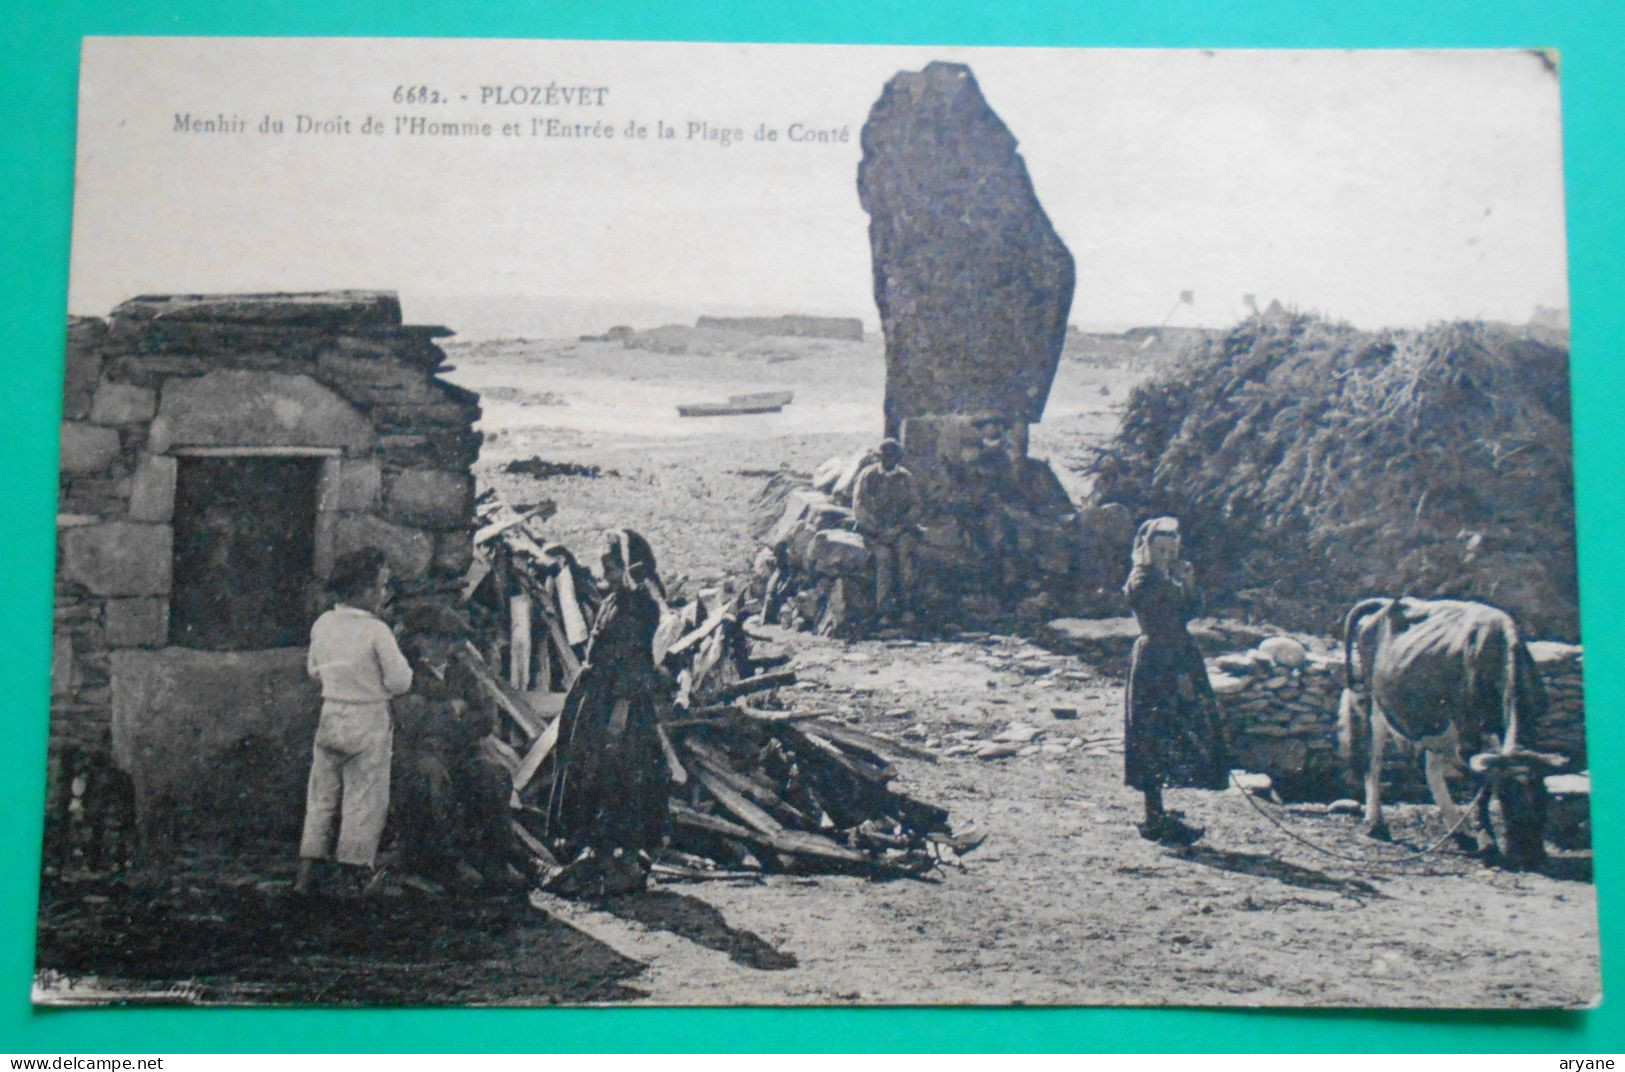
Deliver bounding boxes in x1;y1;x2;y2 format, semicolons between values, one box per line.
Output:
169;456;322;650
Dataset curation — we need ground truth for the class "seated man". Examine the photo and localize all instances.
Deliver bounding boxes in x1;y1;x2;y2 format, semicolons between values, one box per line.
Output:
947;422;1025;593
393;607;527;892
852;438;923;624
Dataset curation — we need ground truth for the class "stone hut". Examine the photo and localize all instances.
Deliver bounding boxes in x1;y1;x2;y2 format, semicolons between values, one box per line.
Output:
51;291;481;853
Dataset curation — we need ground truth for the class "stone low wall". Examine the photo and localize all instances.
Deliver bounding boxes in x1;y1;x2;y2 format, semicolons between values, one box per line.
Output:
1209;640;1586;800
111;648;319;847
1208;647;1351;799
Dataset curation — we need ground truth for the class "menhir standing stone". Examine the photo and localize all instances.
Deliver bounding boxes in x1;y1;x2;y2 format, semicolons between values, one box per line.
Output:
859;62;1075;439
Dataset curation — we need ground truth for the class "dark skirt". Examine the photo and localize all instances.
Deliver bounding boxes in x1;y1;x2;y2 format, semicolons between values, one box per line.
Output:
1123;632;1228;790
545;668;669;857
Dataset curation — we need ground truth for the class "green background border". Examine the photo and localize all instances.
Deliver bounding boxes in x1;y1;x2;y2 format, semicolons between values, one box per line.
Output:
4;0;1622;1053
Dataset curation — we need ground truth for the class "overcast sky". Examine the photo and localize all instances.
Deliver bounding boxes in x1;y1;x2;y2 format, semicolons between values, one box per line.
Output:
70;39;1569;336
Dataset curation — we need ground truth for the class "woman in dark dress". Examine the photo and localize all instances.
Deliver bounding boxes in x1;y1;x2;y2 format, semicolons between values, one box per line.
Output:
544;529;671;894
1123;516;1228;845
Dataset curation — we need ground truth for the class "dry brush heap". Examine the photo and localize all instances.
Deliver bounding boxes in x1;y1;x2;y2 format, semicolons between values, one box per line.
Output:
1092;313;1579;640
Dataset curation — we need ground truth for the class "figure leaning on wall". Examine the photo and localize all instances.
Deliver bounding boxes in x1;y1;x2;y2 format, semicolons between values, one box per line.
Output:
295;547;413;897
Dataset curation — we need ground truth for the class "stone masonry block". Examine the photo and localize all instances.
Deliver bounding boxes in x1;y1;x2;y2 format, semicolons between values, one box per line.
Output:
804;529;872;577
52;631;76;697
127;456;178;522
105;598;169;648
433;530;474;577
151;370;374;454
90;380;159;425
382;468;473;529
59;522;173;596
319;458;382;513
59;422;120;475
766;489;835;548
334;513;433;580
63;319;107;420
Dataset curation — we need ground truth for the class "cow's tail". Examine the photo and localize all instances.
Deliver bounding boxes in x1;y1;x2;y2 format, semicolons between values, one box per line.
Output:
1335;684;1368;780
1340;598;1391;693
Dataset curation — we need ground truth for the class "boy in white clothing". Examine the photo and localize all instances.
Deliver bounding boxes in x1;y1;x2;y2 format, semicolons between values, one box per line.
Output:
295;547;413;895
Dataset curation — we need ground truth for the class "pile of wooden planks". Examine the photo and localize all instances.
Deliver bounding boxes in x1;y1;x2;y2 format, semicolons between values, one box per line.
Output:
465;489;590;697
458;491;969;882
660;695;962;878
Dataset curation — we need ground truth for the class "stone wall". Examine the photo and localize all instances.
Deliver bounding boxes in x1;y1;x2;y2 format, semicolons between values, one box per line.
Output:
51;291;481;848
1210;640;1586;800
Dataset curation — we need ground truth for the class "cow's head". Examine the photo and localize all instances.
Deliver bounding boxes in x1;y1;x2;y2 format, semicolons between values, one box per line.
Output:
1470;749;1562;870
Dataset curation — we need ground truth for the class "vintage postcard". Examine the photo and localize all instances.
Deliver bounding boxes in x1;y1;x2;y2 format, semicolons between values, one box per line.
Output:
37;37;1595;1007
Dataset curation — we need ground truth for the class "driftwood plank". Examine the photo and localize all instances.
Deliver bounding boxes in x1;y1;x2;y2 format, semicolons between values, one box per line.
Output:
689;764;784;835
807;719;935;765
473;501;555;546
512;710;563;792
790;726;893;784
532;593;583;684
456;642;542;739
688;766;874;866
510;819;560;869
669;799;880;870
740;704;832;723
650;863;762;884
552;569;590;646
683;741;819;830
683;740;781;810
506;528;551;563
665;608;730;659
669;799;758;842
461;550;493;601
654;724;689;786
482;734;523;774
509;590;534;691
713;670;797;703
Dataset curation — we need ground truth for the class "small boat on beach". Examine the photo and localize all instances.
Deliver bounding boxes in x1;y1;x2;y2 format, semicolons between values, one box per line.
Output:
676;389;795;417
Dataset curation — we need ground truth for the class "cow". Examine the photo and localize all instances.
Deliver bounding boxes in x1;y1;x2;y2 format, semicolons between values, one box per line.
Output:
1335;597;1566;868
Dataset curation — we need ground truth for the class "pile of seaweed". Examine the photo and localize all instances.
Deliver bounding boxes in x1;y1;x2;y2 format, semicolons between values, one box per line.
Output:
1090;313;1577;639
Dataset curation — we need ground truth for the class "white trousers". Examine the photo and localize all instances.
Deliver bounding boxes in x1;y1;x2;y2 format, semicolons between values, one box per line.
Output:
298;700;393;867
